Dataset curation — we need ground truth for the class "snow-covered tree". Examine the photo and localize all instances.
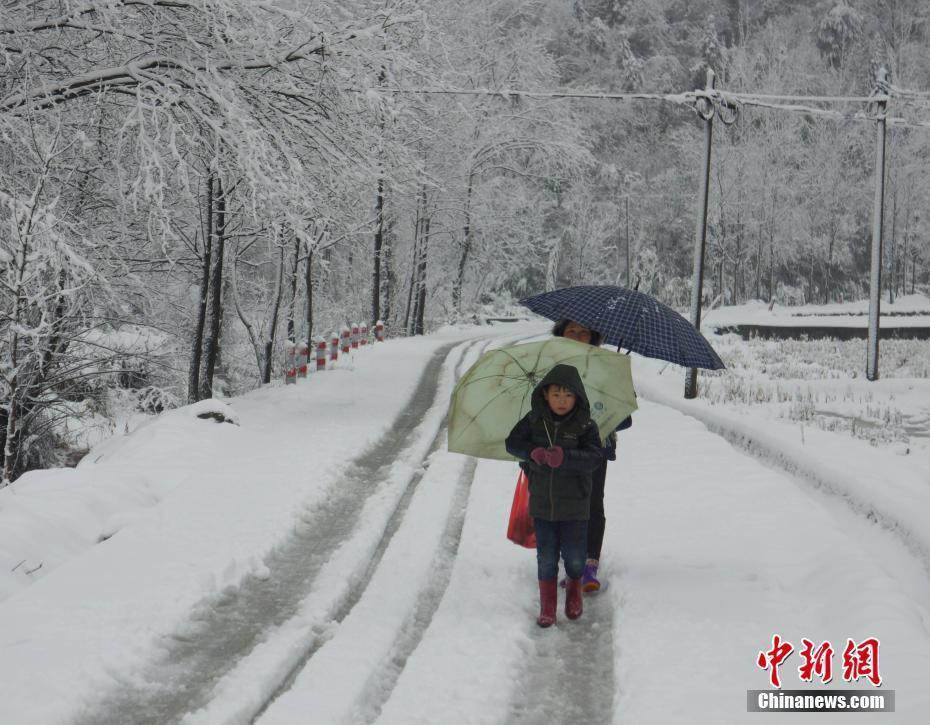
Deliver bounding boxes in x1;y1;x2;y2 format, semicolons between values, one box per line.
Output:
816;1;864;69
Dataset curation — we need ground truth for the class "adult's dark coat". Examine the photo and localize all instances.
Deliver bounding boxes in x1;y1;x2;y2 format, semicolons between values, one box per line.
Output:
504;364;605;521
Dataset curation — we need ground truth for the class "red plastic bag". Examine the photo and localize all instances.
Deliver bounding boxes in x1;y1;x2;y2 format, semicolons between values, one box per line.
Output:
506;470;536;548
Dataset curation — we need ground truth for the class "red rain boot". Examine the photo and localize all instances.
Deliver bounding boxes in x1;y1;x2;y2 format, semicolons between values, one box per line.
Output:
565;577;583;620
537;579;558;628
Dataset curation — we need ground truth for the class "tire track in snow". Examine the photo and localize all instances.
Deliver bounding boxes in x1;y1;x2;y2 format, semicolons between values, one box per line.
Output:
72;340;478;725
251;340;491;722
349;455;479;725
507;591;617;725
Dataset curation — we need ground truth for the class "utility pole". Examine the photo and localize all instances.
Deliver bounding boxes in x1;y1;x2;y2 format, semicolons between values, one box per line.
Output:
867;68;888;382
685;69;716;400
625;195;631;288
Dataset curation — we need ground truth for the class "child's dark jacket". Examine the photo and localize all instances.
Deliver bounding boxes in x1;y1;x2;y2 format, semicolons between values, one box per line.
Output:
504;364;604;522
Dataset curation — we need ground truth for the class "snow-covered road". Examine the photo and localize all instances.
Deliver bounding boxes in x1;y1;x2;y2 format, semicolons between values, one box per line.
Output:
1;323;928;724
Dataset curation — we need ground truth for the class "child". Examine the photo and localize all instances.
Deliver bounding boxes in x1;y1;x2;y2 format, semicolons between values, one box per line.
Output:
505;364;605;627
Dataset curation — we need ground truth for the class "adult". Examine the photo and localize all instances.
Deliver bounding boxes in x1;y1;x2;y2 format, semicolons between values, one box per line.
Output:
552;319;633;591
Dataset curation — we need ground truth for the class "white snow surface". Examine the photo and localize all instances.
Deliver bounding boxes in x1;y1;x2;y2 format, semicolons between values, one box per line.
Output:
1;318;929;724
704;293;930;328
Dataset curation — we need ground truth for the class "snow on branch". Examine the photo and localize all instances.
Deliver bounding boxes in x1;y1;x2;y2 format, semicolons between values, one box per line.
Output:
0;24;388;113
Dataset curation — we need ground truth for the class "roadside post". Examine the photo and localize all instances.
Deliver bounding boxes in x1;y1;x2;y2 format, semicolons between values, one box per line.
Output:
285;342;297;385
315;338;327;371
296;342;309;378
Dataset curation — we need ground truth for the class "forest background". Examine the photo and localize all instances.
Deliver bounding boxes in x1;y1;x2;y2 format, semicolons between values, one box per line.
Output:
1;0;928;481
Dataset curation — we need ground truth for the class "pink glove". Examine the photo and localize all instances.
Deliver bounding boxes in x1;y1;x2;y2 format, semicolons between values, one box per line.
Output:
530;447;548;465
546;446;564;468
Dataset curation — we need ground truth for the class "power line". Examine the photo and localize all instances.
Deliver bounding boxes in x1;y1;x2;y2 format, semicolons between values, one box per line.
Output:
381;85;888;106
887;83;930;100
376;83;930;132
721;91;882;104
381;85;698;106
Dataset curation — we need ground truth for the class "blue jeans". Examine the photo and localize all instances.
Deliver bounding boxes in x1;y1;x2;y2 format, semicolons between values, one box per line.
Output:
534;518;588;581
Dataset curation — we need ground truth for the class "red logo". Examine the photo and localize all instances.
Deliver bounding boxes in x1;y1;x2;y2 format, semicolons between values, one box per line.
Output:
842;638;882;686
756;634;794;688
757;636;881;688
798;639;834;684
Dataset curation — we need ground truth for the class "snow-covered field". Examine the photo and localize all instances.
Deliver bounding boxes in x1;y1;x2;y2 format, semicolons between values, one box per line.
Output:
704;293;930;327
693;296;930;463
1;312;929;724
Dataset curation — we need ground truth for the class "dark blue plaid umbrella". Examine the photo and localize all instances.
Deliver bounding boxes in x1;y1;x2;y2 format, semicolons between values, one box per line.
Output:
519;285;725;370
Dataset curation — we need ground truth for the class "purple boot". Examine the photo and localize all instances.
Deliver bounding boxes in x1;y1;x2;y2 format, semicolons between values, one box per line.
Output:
581;561;600;592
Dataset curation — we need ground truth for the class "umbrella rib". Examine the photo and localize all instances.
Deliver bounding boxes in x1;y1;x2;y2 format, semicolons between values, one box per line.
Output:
457;372;538;388
492;348;533;377
518;385;533;428
530;345;547;378
465;377;533;398
451;379;531;438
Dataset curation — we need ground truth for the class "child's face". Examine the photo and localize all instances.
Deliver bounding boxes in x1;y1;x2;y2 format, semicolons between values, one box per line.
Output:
543;384;577;416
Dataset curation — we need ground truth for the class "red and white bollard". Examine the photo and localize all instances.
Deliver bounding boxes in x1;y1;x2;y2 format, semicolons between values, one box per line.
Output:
374;320;385;342
351;323;360;350
296;342;309;378
315;337;327;371
360;323;368;346
329;332;339;363
285;341;297;384
340;326;351;355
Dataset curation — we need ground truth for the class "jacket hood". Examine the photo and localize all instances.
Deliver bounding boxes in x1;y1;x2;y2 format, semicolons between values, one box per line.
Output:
530;364;590;419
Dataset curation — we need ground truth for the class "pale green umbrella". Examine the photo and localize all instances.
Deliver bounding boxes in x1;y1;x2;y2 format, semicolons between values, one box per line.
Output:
448;336;637;461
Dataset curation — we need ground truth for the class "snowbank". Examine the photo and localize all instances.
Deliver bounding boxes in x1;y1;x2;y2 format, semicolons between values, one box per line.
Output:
632;360;930;569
